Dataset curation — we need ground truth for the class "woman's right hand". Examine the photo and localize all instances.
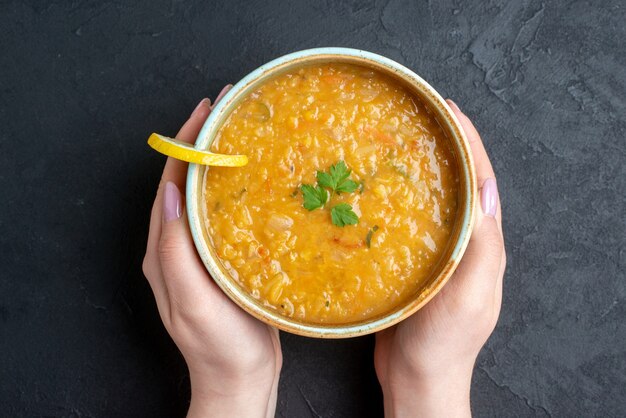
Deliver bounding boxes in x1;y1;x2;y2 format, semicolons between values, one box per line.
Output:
374;100;506;418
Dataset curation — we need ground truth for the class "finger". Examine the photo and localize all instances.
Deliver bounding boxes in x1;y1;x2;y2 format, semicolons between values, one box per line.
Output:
144;98;212;316
447;100;507;308
158;182;223;316
153;84;231;248
142;266;174;330
162;85;232;196
446;99;494;182
142;201;171;320
441;100;506;307
161;97;212;189
146;98;213;277
144;182;170;314
447;99;502;232
446;213;504;310
460;160;505;314
212;84;233;109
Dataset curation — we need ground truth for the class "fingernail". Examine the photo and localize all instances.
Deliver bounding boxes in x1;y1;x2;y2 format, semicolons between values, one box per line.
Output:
481;178;498;217
192;98;211;116
214;84;233;106
447;99;461;113
164;181;182;222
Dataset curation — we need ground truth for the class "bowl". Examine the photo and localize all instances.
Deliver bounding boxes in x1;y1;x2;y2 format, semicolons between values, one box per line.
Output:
186;47;476;338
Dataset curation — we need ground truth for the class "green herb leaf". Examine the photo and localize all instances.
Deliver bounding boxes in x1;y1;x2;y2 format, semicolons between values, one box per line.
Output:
301;184;328;211
331;203;359;227
317;171;335;189
317;161;358;193
304;161;361;226
330;160;351;181
336;179;358;193
365;225;379;248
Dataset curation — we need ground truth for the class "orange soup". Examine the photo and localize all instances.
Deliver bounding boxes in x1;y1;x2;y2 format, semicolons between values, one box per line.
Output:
203;63;458;324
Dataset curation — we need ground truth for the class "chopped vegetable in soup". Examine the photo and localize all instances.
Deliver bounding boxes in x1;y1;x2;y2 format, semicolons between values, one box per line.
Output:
203;63;458;324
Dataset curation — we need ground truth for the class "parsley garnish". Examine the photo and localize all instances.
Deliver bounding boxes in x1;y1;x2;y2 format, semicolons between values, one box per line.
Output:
317;161;359;194
301;184;328;211
301;161;360;227
331;203;359;227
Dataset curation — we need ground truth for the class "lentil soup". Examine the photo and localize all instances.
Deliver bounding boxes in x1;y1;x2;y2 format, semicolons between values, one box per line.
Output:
203;63;459;324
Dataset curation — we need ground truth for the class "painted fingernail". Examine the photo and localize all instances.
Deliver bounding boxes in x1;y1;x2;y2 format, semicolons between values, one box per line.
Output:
447;99;461;113
214;84;233;106
164;181;182;222
481;178;498;217
192;98;211;116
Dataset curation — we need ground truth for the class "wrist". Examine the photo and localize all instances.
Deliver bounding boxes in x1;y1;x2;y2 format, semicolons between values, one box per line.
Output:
187;367;278;418
381;364;473;418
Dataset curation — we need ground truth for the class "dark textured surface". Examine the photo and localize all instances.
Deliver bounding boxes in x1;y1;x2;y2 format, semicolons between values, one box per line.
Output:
1;0;624;416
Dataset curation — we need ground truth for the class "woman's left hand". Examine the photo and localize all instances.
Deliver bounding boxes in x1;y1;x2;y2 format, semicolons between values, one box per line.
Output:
142;87;282;418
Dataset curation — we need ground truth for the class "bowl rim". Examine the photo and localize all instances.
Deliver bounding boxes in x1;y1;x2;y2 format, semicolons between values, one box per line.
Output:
186;47;476;338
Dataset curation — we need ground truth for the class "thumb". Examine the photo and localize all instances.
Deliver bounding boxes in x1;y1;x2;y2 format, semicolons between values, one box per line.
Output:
158;182;217;314
446;178;504;308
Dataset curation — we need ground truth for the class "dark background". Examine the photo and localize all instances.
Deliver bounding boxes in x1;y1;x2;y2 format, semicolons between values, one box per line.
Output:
1;0;624;416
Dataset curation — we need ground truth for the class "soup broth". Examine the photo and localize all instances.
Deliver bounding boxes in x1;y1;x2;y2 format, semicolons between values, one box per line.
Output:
203;63;458;324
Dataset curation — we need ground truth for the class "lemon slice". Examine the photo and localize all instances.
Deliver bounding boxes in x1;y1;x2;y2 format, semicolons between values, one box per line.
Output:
148;133;248;167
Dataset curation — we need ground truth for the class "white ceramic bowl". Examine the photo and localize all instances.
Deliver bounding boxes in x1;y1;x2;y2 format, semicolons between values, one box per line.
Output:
186;48;476;338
